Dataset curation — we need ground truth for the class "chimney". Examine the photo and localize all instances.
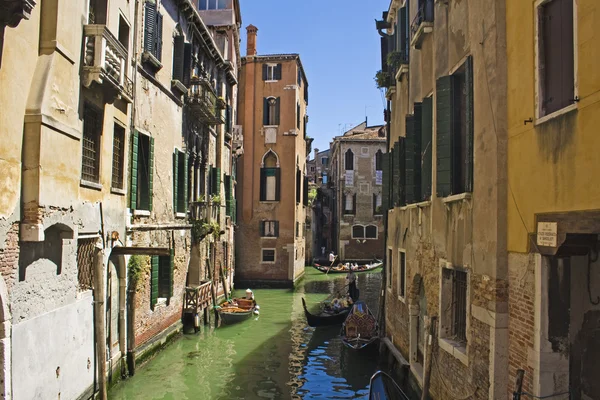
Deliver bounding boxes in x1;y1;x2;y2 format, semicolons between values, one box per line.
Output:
246;24;258;56
314;148;319;161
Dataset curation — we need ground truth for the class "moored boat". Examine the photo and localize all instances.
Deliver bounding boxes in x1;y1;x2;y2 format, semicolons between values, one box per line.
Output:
314;260;383;274
368;371;409;400
340;301;379;350
301;297;353;327
218;297;257;324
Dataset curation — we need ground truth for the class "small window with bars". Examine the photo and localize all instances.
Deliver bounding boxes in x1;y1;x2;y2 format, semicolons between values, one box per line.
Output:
261;248;276;263
441;267;468;345
76;237;97;292
111;123;125;190
81;103;103;183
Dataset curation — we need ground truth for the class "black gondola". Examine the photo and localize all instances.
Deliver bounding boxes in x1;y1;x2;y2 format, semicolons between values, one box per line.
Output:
340;301;379;350
302;297;352;327
368;371;410;400
314;260;383;274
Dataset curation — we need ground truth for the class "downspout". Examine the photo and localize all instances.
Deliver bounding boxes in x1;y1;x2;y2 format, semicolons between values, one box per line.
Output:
126;0;141;377
118;254;127;378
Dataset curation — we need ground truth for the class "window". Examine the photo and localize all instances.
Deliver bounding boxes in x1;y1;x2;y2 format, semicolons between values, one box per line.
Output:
322;174;328;184
344;193;356;215
420;96;433;201
130;131;154;211
310;166;315;172
260;153;280;201
172;35;192;85
198;0;227;10
373;193;383;215
405;104;422;204
143;2;163;62
150;252;174;309
76;237;97;291
111;123;125;190
296;222;300;238
296;168;301;204
436;56;473;197
352;225;364;239
387;249;393;289
118;15;130;53
441;268;468;344
263;97;280;126
260;220;278;237
88;0;107;24
375;150;383;171
210;166;221;196
173;150;188;214
81;103;103;184
365;225;378;239
262;63;282;81
261;248;276;263
398;251;406;298
537;0;575;117
321;157;329;167
345;149;354;170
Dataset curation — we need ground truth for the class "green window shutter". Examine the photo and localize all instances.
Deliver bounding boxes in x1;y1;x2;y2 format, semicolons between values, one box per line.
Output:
373;193;376;215
172;35;184;81
436;75;454;198
391;142;400;207
183;153;189;211
380;36;388;73
173;151;179;214
182;43;192;87
150;255;159;310
275;64;282;80
421;96;433;201
130;131;139;210
224;175;231;216
398;138;406;206
274;168;281;201
275;98;280;125
148;136;155;211
405;116;416;204
208;165;213;195
215;168;221;196
263;98;269;125
259;168;266;201
168;249;174;300
262;64;268;81
155;12;163;62
352;194;357;215
274;221;279;237
144;2;156;54
259;221;264;236
382;152;390;211
465;55;474;193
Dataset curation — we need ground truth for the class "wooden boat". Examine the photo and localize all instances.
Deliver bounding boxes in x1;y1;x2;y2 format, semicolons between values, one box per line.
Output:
341;301;379;350
369;371;409;400
218;297;257;324
301;297;352;327
313;260;383;274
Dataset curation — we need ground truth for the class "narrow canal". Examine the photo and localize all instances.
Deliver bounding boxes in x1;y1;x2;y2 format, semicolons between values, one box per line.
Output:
110;268;386;399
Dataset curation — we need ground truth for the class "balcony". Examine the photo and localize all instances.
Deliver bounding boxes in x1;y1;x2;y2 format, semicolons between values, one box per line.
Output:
410;0;434;50
186;78;225;125
82;24;132;103
189;200;220;222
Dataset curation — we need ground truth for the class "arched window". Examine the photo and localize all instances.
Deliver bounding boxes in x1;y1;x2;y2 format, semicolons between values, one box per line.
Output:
375;149;383;171
344;193;356;215
260;151;280;201
345;149;354;170
352;225;365;239
263;97;280;126
365;225;378;239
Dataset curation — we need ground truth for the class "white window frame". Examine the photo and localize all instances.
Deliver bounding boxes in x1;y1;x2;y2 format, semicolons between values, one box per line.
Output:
261;248;276;264
344;194;353;211
262;220;277;238
398;249;406;302
351;224;365;239
365;224;378;240
533;0;579;125
266;63;278;82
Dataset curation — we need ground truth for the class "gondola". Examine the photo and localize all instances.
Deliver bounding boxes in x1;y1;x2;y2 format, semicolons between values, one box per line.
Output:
218;297;257;324
368;371;410;400
340;301;379;350
313;260;383;274
301;297;352;327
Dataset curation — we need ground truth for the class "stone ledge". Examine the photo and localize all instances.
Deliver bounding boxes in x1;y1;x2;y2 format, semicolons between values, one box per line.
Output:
439;337;468;366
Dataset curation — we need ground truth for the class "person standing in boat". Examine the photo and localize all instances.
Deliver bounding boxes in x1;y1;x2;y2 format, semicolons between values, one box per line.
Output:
346;265;358;301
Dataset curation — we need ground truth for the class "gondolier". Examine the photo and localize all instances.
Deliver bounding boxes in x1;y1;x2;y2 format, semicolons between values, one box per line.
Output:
346;266;358;301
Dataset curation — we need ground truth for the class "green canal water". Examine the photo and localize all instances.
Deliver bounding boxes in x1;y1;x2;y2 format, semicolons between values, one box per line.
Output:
109;267;386;400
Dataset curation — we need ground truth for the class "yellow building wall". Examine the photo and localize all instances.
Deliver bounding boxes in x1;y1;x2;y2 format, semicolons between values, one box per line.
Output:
507;0;600;253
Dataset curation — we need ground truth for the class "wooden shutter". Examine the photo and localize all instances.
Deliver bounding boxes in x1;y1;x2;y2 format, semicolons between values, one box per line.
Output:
224;175;230;216
262;64;268;80
183;153;189;211
405;115;416;204
400;6;408;58
173;35;185;81
560;0;574;111
352;194;357;215
436;75;454;197
148;136;155;211
392;141;400;206
398;138;406;206
373;193;377;215
259;168;266;201
259;221;264;236
274;168;281;201
303;176;309;205
275;64;282;80
150;255;159;310
382;152;390;210
296;169;301;203
155;12;163;61
130;131;139;209
173;151;179;213
421;96;433;201
275;97;280;125
168;249;174;301
380;36;388;72
263;98;269;126
465;56;474;193
207;165;213;195
274;221;279;237
182;43;192;87
144;2;156;54
211;167;221;195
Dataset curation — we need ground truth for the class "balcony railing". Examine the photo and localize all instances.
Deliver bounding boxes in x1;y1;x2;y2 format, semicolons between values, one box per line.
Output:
410;0;434;49
183;281;212;314
82;24;132;102
189;200;220;221
187;78;225;125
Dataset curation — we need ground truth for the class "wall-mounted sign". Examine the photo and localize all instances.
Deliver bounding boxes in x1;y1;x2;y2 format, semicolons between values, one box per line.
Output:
345;170;354;186
537;222;557;247
376;170;383;185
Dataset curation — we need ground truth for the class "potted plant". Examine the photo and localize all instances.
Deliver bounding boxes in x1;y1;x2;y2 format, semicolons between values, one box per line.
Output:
374;70;392;89
387;51;406;69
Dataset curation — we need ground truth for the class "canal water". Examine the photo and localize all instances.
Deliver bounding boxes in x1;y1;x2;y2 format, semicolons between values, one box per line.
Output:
110;267;386;399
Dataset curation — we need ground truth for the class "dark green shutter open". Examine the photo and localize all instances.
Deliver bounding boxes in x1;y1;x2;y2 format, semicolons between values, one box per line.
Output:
207;165;213;195
392;141;400;207
274;221;279;237
259;221;264;236
215;168;221;196
382;152;390;210
172;35;184;81
421;96;433;201
275;64;282;80
148;136;155;211
352;194;357;215
274;168;281;201
436;75;454;198
275;98;280;125
259;168;266;201
224;175;231;216
168;249;174;300
262;64;268;80
150;255;159;310
183;153;189;212
380;36;388;73
465;55;474;193
144;2;156;54
303;176;309;205
405;116;416;204
155;12;163;61
182;43;192;87
263;98;269;125
173;151;179;213
398;138;406;206
130;131;139;209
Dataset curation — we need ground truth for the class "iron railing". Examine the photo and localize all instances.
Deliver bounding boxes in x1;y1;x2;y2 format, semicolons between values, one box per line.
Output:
410;0;434;39
187;78;225;125
452;269;468;343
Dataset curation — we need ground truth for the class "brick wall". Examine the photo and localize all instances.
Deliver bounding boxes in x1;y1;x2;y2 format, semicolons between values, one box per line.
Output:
0;223;19;291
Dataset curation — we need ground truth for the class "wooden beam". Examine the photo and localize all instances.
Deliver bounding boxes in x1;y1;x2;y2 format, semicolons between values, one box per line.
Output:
110;247;171;256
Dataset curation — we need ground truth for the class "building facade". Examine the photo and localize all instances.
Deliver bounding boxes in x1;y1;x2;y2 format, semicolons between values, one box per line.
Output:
506;0;600;398
236;25;309;287
308;148;334;260
330;123;386;262
378;0;508;399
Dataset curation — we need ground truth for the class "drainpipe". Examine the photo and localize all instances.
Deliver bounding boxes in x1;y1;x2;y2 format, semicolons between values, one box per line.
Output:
118;258;127;378
93;245;107;400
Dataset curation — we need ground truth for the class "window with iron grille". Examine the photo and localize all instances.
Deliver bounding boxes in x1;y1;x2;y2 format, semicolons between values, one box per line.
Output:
111;124;125;190
441;267;468;345
261;248;275;263
81;103;103;183
398;251;406;298
77;238;97;291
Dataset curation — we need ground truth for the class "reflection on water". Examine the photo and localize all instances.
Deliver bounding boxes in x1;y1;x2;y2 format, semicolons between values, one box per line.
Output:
109;268;383;400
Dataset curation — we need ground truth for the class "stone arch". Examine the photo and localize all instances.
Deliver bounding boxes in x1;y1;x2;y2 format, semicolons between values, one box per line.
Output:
0;275;11;399
18;223;74;280
261;148;280;167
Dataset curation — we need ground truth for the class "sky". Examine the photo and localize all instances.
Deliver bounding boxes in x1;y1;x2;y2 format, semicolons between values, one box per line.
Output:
238;0;390;156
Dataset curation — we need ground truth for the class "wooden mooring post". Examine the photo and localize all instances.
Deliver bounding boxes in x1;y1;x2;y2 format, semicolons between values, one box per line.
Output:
513;369;525;400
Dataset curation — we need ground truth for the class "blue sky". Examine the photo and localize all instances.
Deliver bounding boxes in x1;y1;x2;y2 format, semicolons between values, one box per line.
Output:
238;0;390;156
